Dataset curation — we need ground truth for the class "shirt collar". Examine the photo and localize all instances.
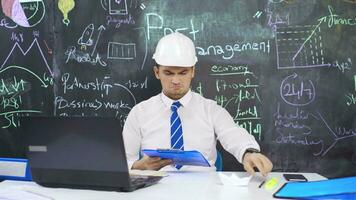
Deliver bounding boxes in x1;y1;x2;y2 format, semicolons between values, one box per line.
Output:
161;90;192;108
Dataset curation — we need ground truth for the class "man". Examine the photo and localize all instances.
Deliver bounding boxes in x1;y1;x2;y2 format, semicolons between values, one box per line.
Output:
123;32;273;176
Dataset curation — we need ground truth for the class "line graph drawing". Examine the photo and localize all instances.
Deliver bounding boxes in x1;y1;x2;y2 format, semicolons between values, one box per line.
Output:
275;24;330;69
1;38;53;76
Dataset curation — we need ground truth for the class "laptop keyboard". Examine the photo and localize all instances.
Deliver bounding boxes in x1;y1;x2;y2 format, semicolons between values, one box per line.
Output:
129;175;163;189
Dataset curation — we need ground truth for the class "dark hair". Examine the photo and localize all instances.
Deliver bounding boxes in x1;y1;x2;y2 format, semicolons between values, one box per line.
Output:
154;61;160;68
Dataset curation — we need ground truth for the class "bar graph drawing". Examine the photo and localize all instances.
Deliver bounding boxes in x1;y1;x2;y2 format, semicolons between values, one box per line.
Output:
107;42;136;60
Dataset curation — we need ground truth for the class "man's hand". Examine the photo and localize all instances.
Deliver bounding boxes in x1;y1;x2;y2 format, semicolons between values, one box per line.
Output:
131;156;173;170
242;153;273;177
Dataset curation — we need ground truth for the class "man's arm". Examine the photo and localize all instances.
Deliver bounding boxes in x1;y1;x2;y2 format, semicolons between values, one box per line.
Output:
131;156;173;170
123;106;172;170
212;104;272;176
242;150;273;177
123;106;142;169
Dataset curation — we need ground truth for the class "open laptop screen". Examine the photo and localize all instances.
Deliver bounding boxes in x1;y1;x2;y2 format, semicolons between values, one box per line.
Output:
20;116;132;190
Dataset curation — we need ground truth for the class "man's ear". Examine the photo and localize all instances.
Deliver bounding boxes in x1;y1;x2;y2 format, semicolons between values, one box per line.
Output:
153;66;160;79
191;66;195;78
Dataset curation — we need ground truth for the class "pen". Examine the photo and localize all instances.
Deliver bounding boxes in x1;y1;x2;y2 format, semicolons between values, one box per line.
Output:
258;180;265;188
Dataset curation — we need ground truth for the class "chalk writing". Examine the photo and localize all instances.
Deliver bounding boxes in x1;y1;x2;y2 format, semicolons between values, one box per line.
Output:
274;103;316;135
235;104;260;121
65;46;107;67
215;79;258;92
1;110;41;129
268;0;284;3
210;65;254;76
275;131;324;156
55;97;132;111
0;18;18;29
331;58;352;73
266;6;289;33
345;93;356;106
215;89;261;106
125;77;148;89
10;32;24;43
318;112;356;156
196;40;271;60
318;5;356;28
59;74;137;113
237;121;262;140
274;103;324;156
145;13;201;41
106;14;135;28
0;77;24;92
61;73;113;95
0;68;53;128
209;63;262;139
1;66;51;87
280;73;315;106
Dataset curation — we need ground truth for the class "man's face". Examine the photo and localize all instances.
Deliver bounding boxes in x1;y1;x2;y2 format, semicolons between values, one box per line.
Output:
154;66;195;100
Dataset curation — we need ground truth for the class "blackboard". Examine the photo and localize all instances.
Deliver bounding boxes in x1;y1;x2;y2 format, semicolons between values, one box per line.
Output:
0;0;355;178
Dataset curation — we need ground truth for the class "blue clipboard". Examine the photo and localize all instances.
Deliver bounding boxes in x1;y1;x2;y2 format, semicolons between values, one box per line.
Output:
142;149;211;167
0;158;32;181
273;176;356;199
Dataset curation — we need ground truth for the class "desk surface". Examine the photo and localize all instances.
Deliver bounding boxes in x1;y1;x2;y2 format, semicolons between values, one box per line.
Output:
0;172;326;200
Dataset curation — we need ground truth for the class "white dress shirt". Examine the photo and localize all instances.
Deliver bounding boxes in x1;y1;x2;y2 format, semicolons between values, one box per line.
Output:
123;90;260;171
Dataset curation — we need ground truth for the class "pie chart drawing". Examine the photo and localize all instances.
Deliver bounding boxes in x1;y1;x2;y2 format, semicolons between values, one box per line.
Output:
1;0;45;27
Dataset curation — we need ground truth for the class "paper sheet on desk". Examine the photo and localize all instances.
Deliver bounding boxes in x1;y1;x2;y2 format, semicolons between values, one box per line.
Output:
0;188;52;200
218;173;252;186
129;169;168;177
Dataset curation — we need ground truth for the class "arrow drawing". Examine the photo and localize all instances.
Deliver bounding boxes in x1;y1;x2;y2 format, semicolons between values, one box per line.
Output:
91;25;106;56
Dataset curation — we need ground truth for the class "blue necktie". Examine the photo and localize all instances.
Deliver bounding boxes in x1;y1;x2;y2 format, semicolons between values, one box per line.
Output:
170;101;184;169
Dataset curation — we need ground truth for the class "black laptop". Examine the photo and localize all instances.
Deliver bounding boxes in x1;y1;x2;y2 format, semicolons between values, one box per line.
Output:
20;116;162;192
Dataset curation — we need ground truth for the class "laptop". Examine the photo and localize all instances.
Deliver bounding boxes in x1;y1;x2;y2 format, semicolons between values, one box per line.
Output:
20;116;162;192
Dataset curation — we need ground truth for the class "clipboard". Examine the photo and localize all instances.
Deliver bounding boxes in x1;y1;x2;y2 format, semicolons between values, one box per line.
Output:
0;158;32;181
142;149;211;167
273;176;356;199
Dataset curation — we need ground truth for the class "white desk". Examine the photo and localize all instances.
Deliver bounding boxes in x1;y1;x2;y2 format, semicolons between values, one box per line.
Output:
0;172;326;200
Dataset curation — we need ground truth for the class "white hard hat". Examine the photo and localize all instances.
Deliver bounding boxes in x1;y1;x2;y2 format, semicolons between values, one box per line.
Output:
152;32;198;67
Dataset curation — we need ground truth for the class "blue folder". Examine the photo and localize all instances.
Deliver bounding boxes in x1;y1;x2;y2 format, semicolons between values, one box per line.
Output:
0;158;32;181
142;149;210;167
274;176;356;199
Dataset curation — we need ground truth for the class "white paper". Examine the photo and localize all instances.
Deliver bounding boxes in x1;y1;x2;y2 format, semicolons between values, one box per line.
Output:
130;169;168;177
0;188;53;200
0;161;26;177
218;173;251;186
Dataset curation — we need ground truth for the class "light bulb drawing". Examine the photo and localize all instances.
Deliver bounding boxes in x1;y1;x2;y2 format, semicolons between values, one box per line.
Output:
58;0;75;26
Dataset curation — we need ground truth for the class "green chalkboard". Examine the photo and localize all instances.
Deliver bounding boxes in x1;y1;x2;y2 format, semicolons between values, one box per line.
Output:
0;0;355;178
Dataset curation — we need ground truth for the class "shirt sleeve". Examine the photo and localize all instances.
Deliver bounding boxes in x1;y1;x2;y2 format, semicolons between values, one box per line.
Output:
212;103;260;163
123;106;141;170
